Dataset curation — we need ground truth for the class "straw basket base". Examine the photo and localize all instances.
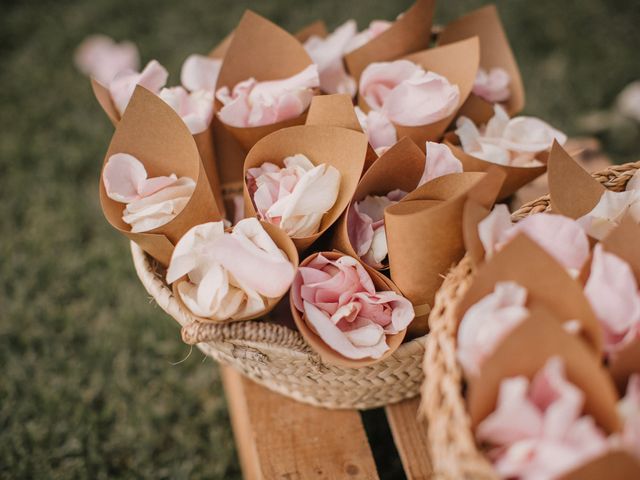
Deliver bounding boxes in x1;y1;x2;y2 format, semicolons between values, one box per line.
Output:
130;241;426;410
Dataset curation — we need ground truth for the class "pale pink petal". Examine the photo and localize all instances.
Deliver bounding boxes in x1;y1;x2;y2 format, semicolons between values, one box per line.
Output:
419;142;463;185
578;189;640;240
345;20;392;53
457;281;529;376
477;204;512;258
103;153;148;203
159;86;214;134
472;67;511;104
585;244;640;353
359;59;423;110
383;71;460;126
180;54;222;92
74;34;139;85
109;60;169;115
355;107;397;153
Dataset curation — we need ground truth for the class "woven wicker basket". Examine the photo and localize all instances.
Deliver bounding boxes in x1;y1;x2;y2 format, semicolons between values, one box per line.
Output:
421;160;640;479
131;242;425;409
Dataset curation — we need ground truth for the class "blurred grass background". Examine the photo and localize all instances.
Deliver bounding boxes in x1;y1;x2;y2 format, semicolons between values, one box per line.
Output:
1;0;639;478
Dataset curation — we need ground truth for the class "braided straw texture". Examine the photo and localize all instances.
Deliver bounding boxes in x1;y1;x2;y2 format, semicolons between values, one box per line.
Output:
421;161;640;479
131;241;425;410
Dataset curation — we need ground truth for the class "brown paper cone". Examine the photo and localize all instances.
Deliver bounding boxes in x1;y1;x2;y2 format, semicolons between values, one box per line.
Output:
467;309;621;433
548;140;605;219
358;37;481;148
444;132;547;200
171;221;299;323
214;10;315;152
91;74;225;215
385;168;505;336
289;251;408;368
330;137;426;264
455;234;603;354
208;31;234;59
99;86;222;266
294;20;328;43
243;124;368;253
344;0;436;81
437;4;525;123
305;94;378;171
559;450;640;480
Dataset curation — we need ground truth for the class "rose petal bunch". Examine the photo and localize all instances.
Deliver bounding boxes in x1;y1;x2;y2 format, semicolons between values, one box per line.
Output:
216;65;320;128
456;105;567;167
472;67;511;104
166;218;295;321
360;59;460;127
291;254;414;359
246;154;340;237
103;153;195;232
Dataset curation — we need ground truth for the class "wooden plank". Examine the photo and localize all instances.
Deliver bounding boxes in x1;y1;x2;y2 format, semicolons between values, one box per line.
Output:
385;398;433;480
221;366;380;480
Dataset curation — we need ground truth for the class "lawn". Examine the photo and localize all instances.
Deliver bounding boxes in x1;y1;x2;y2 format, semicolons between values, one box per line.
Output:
1;0;639;478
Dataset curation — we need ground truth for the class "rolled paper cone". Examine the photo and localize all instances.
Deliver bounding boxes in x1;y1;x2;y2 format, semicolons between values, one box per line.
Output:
610;341;640;394
358;37;481;148
344;0;436;81
289;250;408;368
243;124;368;253
385;169;505;336
171;221;299;323
444;131;548;201
455;234;603;354
305;94;378;171
437;4;525;123
99;86;222;266
294;20;328;43
91;74;225;215
548;140;606;219
331;137;426;264
214;10;315;152
467;309;622;434
558;450;640;480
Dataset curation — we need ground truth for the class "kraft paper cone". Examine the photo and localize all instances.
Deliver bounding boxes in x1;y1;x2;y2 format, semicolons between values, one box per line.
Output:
548;140;605;219
243;125;368;252
294;20;328;43
171;221;299;323
467;309;621;433
455;234;603;354
359;37;480;148
344;0;436;81
601;218;640;390
91;78;225;215
462;198;491;265
99;86;222;266
385;168;506;336
437;4;525;123
91;77;119;125
444;131;548;200
559;450;640;480
208;31;233;59
331;137;425;264
290;251;408;368
214;10;315;152
305;94;378;171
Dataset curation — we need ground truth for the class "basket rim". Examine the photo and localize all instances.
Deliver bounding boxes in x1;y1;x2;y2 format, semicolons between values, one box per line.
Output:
421;159;640;479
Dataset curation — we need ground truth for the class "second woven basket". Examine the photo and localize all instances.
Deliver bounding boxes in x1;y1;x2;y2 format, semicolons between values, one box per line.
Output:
421;160;640;479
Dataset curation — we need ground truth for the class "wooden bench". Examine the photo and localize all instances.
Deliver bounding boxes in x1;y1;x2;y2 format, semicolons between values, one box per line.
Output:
222;366;432;479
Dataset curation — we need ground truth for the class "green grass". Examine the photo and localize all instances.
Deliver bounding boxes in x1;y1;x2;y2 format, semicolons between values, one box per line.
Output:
1;0;639;478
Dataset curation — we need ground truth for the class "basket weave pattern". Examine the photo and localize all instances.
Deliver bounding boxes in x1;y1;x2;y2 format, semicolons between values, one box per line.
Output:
131;242;426;409
421;161;640;479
